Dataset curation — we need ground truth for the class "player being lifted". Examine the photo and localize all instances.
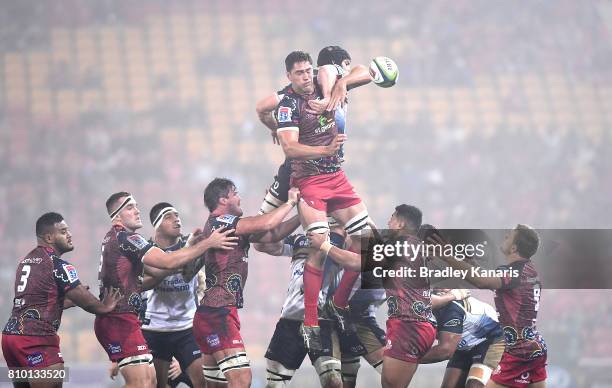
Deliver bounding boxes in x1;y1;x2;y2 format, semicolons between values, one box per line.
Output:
193;178;301;388
429;225;547;388
274;50;374;350
139;202;207;388
95;192;237;388
2;212;121;388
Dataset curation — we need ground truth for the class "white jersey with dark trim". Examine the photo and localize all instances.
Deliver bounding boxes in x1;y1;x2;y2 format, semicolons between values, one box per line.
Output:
455;297;501;351
141;236;198;332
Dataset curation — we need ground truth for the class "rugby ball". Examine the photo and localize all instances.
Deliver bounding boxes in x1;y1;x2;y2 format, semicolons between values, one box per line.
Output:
369;56;399;88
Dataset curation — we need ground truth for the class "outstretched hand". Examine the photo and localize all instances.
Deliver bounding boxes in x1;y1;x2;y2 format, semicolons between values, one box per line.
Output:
206;227;239;250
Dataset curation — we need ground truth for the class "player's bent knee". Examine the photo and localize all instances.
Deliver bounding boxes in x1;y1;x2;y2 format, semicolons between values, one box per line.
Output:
341;357;361;383
466;363;492;387
265;359;294;387
203;364;227;385
314;356;342;388
343;211;370;236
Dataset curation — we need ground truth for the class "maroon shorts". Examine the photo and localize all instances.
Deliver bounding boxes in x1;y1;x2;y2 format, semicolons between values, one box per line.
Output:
293;170;362;212
383;319;436;363
1;334;63;368
94;313;149;362
491;352;547;387
193;306;244;355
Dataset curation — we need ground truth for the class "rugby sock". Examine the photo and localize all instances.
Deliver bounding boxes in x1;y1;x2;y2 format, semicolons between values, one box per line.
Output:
332;270;360;309
303;264;323;326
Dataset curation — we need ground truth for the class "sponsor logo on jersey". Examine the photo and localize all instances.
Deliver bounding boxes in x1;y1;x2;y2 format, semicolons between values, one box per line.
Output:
22;257;42;264
108;343;122;355
207;334;220;348
278;106;291;123
62;264;79;283
215;214;237;226
232;339;243;345
444;318;461;327
137;345;147;351
515;372;530;384
127;234;149;250
13;298;24;307
26;352;44;367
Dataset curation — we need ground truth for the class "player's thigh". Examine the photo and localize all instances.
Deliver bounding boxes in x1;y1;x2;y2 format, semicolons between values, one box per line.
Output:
298;198;328;229
381;356;418;388
185;355;206;388
28;362;64;388
329;202;368;226
152;358;170;388
441;367;468;388
120;363;156;388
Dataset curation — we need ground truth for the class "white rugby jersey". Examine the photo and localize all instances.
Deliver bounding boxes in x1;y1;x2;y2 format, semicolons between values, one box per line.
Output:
455;297;501;351
141;236;198;332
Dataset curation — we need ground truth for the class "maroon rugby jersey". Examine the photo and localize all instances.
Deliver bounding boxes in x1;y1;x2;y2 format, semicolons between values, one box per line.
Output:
384;235;433;322
98;225;154;315
199;214;250;308
276;84;341;179
3;246;80;336
495;259;547;359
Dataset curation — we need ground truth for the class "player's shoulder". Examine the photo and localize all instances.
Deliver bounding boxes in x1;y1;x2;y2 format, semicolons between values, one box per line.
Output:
277;84;292;97
117;229;150;251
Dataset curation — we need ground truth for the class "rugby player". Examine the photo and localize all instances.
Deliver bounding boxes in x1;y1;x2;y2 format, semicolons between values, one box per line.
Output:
140;202;206;388
256;232;346;388
421;291;505;388
275;50;374;350
430;225;547;388
2;212;121;387
309;204;437;387
194;178;301;388
95;192;237;388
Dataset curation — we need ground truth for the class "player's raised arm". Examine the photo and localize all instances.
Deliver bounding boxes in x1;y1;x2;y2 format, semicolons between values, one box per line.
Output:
143;227;238;270
234;187;300;237
256;92;281;143
326;64;372;111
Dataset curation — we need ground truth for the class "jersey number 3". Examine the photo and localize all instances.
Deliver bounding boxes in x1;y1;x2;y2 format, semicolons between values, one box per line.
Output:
17;265;31;292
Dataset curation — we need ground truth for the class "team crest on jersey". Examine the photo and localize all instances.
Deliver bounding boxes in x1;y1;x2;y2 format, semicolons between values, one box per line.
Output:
127;234;149;250
207;334;220;348
278;106;291;123
52;320;60;331
62;264;79;283
108;343;122;355
503;326;518;346
26;352;44;367
386;296;398;316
